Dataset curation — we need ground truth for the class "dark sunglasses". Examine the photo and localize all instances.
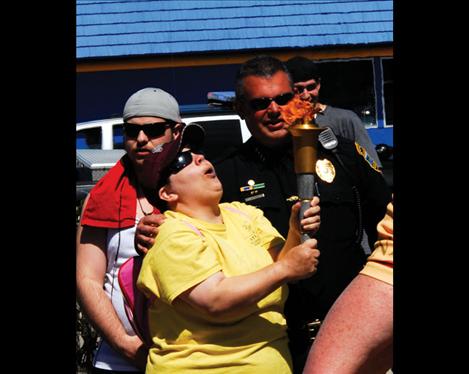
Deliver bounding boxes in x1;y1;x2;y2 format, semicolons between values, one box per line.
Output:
167;149;204;175
294;83;318;92
249;92;294;111
122;121;175;138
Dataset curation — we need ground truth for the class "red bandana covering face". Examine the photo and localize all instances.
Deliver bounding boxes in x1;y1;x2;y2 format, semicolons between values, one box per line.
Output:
80;155;159;229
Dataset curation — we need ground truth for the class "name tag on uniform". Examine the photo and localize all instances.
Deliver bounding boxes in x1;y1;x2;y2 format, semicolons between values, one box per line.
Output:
245;193;265;202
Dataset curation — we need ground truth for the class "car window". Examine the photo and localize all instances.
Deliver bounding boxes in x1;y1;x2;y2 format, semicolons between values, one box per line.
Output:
191;119;243;161
76;127;102;149
113;123;125;149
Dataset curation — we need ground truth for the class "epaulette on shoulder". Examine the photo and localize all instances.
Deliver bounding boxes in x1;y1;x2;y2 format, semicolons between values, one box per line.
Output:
354;142;381;173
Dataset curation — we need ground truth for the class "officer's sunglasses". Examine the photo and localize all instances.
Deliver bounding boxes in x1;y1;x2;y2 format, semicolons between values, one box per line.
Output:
248;92;294;111
122;121;175;138
294;82;319;93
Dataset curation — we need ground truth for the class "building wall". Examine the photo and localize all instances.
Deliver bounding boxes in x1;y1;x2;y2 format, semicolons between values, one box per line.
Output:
77;63;241;122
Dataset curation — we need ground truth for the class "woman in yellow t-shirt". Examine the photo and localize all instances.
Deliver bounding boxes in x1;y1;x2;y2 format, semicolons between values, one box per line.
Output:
137;147;321;374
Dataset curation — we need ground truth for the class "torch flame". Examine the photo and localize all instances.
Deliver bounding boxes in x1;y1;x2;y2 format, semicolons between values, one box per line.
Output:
281;95;319;127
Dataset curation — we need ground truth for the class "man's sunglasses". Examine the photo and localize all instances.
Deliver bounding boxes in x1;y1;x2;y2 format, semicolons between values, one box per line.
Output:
122;121;175;138
249;92;294;111
294;82;318;93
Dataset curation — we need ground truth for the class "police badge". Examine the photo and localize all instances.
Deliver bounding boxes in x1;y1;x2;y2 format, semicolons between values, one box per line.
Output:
315;158;336;183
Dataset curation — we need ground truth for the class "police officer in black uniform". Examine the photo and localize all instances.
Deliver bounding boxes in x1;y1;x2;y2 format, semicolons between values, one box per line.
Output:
213;56;392;374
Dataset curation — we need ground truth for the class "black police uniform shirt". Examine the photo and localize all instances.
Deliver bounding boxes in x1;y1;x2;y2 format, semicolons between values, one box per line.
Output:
213;135;392;327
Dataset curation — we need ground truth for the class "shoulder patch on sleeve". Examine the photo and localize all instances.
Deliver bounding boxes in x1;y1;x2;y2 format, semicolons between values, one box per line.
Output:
355;142;381;173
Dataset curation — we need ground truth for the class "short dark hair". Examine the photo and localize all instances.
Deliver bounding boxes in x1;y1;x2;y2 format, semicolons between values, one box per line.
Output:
285;56;321;83
235;55;293;100
154;171;170;212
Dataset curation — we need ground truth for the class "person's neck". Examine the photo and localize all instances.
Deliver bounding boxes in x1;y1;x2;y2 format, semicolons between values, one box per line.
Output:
317;102;326;112
134;166;145;185
135;184;157;217
175;202;223;224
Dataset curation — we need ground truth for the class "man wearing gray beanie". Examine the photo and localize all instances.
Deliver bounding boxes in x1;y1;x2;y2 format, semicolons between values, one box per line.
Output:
77;87;204;373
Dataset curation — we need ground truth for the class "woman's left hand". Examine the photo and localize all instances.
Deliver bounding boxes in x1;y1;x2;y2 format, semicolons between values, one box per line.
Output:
289;196;320;237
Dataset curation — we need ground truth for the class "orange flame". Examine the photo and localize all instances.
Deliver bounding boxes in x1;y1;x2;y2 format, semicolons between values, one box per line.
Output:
281;95;319;127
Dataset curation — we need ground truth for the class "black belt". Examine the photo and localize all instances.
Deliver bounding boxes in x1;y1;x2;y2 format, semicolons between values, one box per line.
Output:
288;318;322;344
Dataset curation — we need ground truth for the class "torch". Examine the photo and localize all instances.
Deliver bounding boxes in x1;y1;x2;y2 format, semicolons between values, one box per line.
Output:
288;123;322;242
282;97;323;242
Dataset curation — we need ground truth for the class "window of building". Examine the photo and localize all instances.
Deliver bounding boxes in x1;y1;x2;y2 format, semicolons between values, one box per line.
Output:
382;58;393;127
318;59;376;127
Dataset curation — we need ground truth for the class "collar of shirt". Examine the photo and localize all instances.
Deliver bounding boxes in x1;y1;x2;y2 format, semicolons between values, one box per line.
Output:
314;103;327;118
247;138;293;164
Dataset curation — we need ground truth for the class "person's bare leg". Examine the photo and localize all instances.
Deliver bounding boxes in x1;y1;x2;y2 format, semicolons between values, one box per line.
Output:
303;274;393;374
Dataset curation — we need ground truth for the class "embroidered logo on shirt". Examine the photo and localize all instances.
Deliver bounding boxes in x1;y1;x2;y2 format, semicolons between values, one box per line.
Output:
355;142;381;173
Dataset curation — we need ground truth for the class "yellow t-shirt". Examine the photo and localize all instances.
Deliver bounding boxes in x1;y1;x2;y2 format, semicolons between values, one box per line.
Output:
137;202;292;373
360;202;393;285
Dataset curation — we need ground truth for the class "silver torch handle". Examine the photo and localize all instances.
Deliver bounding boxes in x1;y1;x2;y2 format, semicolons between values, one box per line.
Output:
297;173;316;243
